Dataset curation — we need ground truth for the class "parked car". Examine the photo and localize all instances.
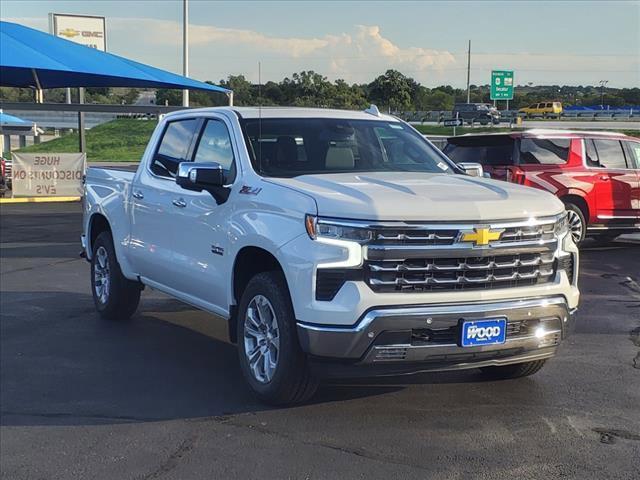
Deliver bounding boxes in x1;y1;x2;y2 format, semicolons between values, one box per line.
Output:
518;102;563;118
452;103;500;125
443;130;640;245
82;107;579;405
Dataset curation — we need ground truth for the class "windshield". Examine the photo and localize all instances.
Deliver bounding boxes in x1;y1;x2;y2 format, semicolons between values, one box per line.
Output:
241;118;454;178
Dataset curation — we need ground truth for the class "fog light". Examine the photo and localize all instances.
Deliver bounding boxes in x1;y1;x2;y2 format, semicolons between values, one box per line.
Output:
535;326;547;338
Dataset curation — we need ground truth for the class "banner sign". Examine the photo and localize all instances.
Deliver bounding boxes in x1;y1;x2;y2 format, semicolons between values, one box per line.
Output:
49;13;106;51
11;153;86;197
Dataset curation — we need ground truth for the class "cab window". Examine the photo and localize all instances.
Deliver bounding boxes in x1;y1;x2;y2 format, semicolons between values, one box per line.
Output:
585;139;599;167
152;119;200;177
519;138;570;165
193;119;237;183
622;141;640;169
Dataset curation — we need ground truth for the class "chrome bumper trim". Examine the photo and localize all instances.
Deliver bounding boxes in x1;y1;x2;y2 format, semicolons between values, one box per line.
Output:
297;296;572;361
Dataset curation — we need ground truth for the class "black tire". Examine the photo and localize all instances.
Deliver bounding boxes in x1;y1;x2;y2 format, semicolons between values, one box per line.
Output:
564;202;586;246
237;271;318;405
91;231;141;321
479;359;547;380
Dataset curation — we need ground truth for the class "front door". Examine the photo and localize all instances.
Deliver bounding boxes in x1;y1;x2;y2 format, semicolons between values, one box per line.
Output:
168;116;239;313
128;117;201;286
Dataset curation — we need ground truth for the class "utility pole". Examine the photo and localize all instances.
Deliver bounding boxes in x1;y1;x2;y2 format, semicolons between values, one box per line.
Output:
598;79;608;108
466;40;471;104
182;0;189;107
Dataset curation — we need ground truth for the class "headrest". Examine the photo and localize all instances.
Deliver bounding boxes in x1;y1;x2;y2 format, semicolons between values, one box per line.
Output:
325;146;355;170
275;136;297;167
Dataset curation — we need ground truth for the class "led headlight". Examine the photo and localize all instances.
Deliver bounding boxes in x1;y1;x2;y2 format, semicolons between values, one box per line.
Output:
305;215;372;243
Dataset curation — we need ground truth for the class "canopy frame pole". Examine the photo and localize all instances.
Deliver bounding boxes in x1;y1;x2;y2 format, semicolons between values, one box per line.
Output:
182;0;189;107
227;91;234;106
31;69;43;103
78;87;86;154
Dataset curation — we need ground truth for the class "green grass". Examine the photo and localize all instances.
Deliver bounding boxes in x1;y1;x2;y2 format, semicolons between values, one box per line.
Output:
17;118;157;161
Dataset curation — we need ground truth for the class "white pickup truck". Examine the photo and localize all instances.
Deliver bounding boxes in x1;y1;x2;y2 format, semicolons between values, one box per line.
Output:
82;106;579;405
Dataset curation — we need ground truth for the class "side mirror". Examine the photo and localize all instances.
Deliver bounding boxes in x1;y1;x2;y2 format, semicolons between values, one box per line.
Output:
176;162;225;191
457;162;484;178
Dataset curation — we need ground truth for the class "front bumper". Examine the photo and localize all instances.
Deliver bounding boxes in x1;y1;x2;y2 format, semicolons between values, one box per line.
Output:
297;296;575;377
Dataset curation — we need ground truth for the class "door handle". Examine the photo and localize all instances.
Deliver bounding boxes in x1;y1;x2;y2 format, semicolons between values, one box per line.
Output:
172;198;187;208
132;190;144;199
599;175;610;181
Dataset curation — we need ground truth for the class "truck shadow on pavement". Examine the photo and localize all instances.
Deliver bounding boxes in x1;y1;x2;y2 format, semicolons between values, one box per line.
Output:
0;292;413;427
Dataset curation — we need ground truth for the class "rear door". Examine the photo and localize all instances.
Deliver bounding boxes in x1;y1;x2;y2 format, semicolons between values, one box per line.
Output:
590;139;637;221
516;137;571;193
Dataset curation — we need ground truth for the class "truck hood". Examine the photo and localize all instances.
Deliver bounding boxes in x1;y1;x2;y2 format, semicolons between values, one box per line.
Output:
267;172;564;222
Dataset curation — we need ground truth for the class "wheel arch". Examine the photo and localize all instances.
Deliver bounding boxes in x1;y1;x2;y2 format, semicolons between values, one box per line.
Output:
229;246;289;344
88;213;112;256
559;193;589;223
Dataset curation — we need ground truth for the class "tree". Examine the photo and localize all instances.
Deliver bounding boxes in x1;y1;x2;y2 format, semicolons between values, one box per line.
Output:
368;70;413;112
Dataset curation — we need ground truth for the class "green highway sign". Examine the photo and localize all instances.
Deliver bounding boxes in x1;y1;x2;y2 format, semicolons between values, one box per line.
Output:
490;70;514;100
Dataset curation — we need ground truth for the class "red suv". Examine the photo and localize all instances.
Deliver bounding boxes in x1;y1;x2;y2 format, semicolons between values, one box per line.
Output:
443;130;640;245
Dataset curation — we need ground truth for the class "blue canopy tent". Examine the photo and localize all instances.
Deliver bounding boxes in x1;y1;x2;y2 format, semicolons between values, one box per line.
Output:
0;21;230;95
0;20;231;152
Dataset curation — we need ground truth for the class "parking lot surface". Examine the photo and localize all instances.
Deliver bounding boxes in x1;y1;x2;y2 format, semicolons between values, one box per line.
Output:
1;202;639;480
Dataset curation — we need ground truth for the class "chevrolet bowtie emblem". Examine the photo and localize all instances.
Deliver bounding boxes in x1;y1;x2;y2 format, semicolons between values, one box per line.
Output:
460;227;504;246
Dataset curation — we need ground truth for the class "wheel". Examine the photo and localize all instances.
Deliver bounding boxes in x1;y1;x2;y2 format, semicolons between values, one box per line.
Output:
91;231;141;321
564;203;586;246
237;271;318;405
479;360;547;380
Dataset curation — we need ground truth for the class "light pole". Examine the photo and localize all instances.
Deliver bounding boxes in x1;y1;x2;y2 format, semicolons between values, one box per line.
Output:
182;0;189;107
598;80;608;108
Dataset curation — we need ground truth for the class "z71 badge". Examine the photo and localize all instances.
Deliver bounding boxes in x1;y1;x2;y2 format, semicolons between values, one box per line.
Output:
239;185;262;195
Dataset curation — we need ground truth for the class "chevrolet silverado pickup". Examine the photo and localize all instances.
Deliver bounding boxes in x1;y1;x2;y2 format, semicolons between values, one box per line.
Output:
82;106;579;405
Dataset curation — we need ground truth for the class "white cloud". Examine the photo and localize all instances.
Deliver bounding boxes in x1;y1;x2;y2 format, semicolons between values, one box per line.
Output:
3;15;636;87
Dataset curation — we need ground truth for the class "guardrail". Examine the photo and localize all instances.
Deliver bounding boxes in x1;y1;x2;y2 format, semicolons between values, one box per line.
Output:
399;109;640;123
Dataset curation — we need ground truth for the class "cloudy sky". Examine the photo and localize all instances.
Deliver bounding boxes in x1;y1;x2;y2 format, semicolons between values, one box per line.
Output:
3;0;639;87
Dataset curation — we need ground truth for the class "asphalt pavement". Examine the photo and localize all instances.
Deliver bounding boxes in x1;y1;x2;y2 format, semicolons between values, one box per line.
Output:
1;202;639;480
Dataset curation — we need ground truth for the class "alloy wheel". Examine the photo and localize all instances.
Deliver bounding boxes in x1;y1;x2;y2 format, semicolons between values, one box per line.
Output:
243;295;280;383
567;209;584;244
94;246;110;305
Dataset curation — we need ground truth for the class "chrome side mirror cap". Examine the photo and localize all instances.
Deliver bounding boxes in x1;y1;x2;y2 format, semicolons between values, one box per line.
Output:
458;162;485;178
176;162;224;191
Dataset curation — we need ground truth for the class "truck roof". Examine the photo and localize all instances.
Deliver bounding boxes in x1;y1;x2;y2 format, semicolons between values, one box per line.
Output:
164;106;399;122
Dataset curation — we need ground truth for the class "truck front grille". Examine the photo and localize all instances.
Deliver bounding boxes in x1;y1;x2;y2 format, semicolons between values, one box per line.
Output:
361;217;561;294
366;252;555;292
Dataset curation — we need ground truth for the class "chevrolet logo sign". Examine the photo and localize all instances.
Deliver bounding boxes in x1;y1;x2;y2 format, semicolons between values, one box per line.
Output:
59;28;80;38
460;227;504;246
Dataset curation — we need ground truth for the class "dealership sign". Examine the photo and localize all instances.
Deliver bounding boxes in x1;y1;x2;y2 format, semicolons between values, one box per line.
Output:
490;70;514;100
11;153;86;197
49;13;106;51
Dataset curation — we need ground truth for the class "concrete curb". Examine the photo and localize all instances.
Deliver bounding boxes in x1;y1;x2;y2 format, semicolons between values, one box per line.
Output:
0;196;81;204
